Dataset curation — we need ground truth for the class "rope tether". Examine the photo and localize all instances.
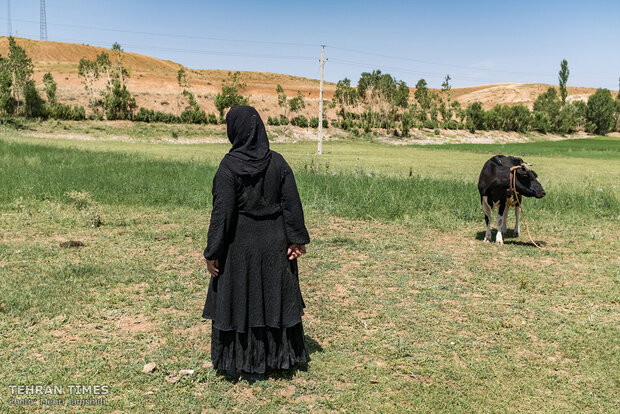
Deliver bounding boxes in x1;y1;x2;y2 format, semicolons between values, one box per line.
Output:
509;165;543;249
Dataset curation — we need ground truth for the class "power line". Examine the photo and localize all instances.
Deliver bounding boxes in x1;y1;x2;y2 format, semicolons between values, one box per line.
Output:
328;45;610;81
9;32;317;62
6;0;11;36
3;18;612;86
0;17;319;49
39;0;47;40
328;58;513;84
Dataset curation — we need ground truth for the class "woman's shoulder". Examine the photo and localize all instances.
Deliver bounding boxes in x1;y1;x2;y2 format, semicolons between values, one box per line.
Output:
214;157;236;180
269;151;291;171
269;150;285;163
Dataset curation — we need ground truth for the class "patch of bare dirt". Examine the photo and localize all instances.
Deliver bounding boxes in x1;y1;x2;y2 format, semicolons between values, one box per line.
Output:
117;314;155;333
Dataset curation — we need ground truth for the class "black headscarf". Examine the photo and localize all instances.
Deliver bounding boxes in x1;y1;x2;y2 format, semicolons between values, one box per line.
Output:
222;105;272;176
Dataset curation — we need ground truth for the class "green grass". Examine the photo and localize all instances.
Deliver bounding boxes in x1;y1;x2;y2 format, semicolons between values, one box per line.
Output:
1;140;617;222
423;136;620;159
0;132;618;412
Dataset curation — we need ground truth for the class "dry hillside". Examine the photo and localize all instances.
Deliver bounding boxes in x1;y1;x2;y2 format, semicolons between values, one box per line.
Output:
0;37;608;119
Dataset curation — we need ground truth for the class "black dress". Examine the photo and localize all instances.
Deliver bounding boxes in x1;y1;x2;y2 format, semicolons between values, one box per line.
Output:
202;106;310;374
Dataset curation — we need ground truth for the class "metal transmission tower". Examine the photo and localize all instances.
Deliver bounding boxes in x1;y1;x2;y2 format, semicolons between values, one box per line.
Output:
7;0;12;36
40;0;48;40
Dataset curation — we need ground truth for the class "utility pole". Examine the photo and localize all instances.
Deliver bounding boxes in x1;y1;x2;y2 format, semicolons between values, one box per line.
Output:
317;45;325;155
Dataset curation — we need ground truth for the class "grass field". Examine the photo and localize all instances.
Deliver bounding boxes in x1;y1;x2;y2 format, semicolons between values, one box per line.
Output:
0;128;618;412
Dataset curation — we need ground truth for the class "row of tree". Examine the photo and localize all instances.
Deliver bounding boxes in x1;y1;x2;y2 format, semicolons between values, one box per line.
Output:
331;61;620;136
0;37;85;120
0;39;618;135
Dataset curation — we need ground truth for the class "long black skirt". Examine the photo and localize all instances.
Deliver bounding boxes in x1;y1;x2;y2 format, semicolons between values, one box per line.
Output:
211;322;309;374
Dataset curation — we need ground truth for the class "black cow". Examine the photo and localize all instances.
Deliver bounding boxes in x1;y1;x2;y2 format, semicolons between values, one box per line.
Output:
477;155;546;244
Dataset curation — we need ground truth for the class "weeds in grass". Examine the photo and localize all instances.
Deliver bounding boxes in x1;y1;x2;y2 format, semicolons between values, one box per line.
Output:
65;190;103;227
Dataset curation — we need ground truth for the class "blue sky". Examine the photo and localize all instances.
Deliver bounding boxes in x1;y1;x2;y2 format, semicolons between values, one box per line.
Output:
4;0;619;89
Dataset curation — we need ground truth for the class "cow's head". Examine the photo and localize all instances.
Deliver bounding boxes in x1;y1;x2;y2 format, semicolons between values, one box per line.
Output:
514;167;546;198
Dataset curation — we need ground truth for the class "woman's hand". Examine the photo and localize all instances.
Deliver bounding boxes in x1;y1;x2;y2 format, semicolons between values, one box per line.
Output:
206;259;219;277
287;244;306;261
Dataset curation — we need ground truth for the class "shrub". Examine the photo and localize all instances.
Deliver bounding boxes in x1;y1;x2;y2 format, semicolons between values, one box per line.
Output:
0;69;15;116
586;88;615;135
180;107;207;124
465;102;485;131
508;105;532;133
43;72;57;104
104;79;136;120
322;119;328;128
309;116;319;128
207;113;218;125
135;108;181;123
401;111;413;136
423;119;437;129
279;115;289;125
291;115;309;128
288;92;305;113
532;111;551;133
46;103;86;120
533;87;561;131
214;71;248;116
443;119;458;130
23;80;45;118
558;103;583;134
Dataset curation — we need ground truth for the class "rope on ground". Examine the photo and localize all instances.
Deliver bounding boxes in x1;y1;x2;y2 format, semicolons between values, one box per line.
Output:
509;165;543;249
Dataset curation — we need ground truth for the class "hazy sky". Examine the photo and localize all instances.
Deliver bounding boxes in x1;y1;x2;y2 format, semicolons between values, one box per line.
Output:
4;0;619;89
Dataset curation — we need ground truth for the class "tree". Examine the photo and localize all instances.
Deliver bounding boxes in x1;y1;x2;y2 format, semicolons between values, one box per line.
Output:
180;89;207;124
288;91;305;113
441;75;452;103
0;57;15;115
78;57;100;111
586;88;615;135
96;53;113;88
177;68;190;88
7;37;34;112
214;71;248;116
104;78;136;120
558;102;583;134
616;77;620;131
414;79;431;111
439;75;453;122
533;87;561;131
334;78;357;108
112;42;128;87
42;72;57;104
276;84;288;118
394;81;409;108
558;59;569;105
465;102;485;131
23;80;44;117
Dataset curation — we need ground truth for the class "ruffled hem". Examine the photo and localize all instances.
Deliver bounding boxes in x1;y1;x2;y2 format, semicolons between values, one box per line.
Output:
211;322;309;374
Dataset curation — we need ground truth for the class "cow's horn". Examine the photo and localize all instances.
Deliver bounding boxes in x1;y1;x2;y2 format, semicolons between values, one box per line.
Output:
521;162;532;170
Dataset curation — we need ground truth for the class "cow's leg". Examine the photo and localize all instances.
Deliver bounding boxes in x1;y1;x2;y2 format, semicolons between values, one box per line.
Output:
482;196;492;242
501;204;509;234
514;206;520;236
496;199;506;245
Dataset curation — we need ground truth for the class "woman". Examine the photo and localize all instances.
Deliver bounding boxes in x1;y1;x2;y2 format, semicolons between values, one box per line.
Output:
202;105;310;377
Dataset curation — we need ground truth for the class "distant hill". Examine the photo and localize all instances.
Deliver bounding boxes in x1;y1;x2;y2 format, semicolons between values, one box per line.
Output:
0;37;609;119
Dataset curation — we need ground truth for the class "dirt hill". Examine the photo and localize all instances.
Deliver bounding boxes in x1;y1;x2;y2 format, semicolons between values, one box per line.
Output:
0;37;608;119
